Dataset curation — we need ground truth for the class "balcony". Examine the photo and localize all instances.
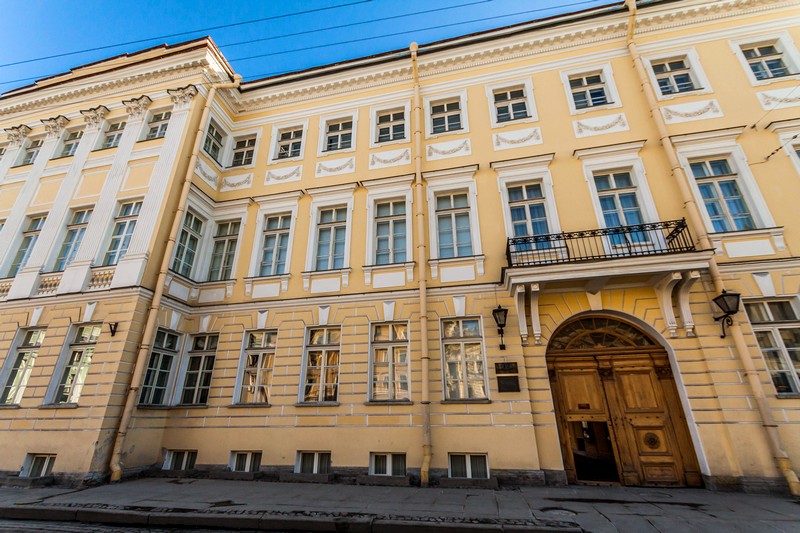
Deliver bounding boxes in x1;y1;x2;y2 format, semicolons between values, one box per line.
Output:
506;219;696;268
502;219;714;344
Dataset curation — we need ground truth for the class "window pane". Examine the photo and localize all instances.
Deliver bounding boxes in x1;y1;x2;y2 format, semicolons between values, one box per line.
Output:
470;456;488;478
450;455;467;478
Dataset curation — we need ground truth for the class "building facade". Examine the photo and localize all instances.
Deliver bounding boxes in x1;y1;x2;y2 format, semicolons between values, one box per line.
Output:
0;0;799;493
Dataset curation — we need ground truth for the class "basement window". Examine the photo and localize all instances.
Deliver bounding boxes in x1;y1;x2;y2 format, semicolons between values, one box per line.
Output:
164;450;197;471
21;454;56;478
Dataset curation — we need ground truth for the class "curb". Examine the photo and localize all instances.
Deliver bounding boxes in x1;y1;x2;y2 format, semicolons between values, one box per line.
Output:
0;505;583;532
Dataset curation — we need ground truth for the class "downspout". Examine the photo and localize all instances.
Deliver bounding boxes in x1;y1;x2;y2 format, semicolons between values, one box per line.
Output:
624;0;800;496
410;42;433;486
109;74;243;482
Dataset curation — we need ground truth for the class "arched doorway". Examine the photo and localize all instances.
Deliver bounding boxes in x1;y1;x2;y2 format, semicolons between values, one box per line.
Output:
547;316;702;487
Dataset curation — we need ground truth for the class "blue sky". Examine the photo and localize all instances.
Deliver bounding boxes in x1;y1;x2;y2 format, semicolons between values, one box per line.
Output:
0;0;615;93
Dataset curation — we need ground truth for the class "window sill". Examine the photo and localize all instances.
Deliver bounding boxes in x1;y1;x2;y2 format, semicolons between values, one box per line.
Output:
301;268;351;292
200;151;225;172
569;100;621;116
295;401;340;407
164;271;236;302
39;403;79;409
244;273;291;296
364;400;413;406
91;146;118;153
709;226;785;256
50;155;74;161
136;137;165;144
491;115;538;129
777;393;800;399
227;163;256;171
268;155;303;165
0;404;20;409
363;262;414;285
425;127;469;141
318;146;356;157
441;398;491;404
174;404;210;409
136;404;171;410
655;86;711;102
10;163;33;169
369;137;409;149
228;403;271;408
428;255;485;280
749;72;800;87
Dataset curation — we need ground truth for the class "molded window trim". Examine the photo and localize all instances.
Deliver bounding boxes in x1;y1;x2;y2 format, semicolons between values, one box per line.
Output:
364;175;414;268
484;78;538;127
424;166;483;261
492;155;561;240
0;328;46;405
440;317;489;402
303;185;356;273
730;31;800;86
247;192;300;281
369;101;410;148
559;63;622;115
234;329;278;404
643;48;712;101
423;89;469;139
317;110;358;156
268;120;308;164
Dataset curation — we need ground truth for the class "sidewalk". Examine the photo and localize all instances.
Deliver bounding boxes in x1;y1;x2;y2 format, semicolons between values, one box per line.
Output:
0;478;799;532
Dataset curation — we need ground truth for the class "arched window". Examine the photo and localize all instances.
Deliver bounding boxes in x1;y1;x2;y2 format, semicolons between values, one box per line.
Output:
548;316;657;351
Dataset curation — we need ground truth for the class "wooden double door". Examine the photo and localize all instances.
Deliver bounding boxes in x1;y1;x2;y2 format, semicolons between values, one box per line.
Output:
548;351;702;487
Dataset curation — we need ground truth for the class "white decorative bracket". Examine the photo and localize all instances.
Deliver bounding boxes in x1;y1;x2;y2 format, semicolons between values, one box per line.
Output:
655;271;682;338
514;285;529;347
529;282;542;345
677;270;700;337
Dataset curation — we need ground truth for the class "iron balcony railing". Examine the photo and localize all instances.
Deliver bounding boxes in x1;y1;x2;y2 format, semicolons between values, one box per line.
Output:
506;219;696;268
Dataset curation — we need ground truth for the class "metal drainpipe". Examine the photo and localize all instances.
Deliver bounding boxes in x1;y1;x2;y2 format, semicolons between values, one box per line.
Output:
410;42;433;486
109;74;243;482
624;0;800;496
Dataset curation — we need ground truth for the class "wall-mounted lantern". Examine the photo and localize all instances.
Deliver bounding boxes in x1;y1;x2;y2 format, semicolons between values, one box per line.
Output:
492;305;508;350
712;290;741;339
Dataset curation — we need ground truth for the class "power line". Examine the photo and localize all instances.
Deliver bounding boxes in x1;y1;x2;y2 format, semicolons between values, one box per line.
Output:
0;0;371;70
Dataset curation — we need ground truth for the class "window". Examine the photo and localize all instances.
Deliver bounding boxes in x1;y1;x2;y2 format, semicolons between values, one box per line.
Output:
139;329;180;406
179;334;218;405
442;318;486;400
203;122;223;162
0;145;6;160
231;136;256;167
231;451;262;473
21;454;56;478
449;454;488;479
374;200;406;265
54;208;92;271
324;119;352;151
297;451;331;474
315;207;347;270
741;43;792;80
9;215;46;277
21;138;43;165
238;330;276;404
370;453;406;476
370;323;409;401
493;87;529;122
376;109;405;143
689;158;755;232
172;211;203;277
208;220;239;281
593;170;648;244
104;201;141;266
259;214;291;276
0;329;45;405
508;183;550;240
53;324;101;404
569;72;610;109
436;193;473;258
146;111;171;140
301;327;340;403
651;57;697;95
102;121;126;149
430;99;462;134
276;127;303;159
164;450;197;471
746;300;800;394
59;130;83;157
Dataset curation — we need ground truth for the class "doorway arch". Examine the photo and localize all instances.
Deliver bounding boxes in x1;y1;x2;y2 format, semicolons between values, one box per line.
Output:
546;315;702;487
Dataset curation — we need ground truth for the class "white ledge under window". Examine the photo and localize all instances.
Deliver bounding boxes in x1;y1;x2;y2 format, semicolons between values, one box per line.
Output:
710;227;786;258
363;262;415;286
429;255;485;281
164;271;236;303
243;273;291;298
302;268;352;293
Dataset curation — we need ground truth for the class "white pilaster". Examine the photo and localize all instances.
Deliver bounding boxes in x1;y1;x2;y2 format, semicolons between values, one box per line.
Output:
8;108;108;299
111;85;197;289
58;97;152;294
0;125;31;183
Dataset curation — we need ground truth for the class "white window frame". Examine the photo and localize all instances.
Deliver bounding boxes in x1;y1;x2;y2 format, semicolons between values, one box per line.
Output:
230;134;258;168
368;321;411;402
234;329;278;404
46;323;101;405
52;206;93;272
247;192;300;283
730;31;800;86
440;317;489;401
576;142;661;231
369;452;407;476
674;135;775;234
21;454;56;478
171;209;205;279
296;451;332;474
746;298;800;395
0;328;46;405
19;137;44;166
303;185;355;275
369;101;411;148
174;333;218;406
7;214;46;277
423;89;469;139
230;451;262;473
139;328;183;406
100;120;127;150
207;219;241;281
484;78;538;128
100;198;143;267
163;450;197;471
424;166;483;261
560;63;622;115
448;453;489;479
317;111;358;156
143;108;172;140
643;48;712;101
202;119;226;165
492;155;561;240
364;175;414;268
268;119;308;164
298;325;341;404
58;129;84;158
